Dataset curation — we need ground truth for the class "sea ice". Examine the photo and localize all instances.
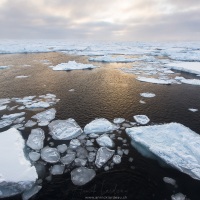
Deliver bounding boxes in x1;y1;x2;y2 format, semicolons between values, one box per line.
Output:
25;120;37;128
31;108;56;123
84;118;118;134
0;119;12;129
112;155;121;164
60;153;76;165
136;76;172;85
27;128;45;150
0;66;9;69
140;93;156;98
0;105;7;111
163;177;176;186
74;158;87;166
48;119;83;140
0;98;10;105
96;134;114;148
25;102;50;109
180;78;200;85
2;112;25;119
52;61;98;71
95;147;114;168
0;128;38;198
50;165;65;175
71;167;96;186
133;115;150;125
88;152;96;162
188;108;198;112
57;144;68;153
41;146;60;163
29;152;40;162
15;76;29;78
76;147;89;159
113;118;125;124
126;123;200;180
171;193;186;200
69;139;81;149
22;185;42;200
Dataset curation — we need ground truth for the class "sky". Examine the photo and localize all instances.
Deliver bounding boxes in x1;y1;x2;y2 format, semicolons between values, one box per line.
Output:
0;0;200;41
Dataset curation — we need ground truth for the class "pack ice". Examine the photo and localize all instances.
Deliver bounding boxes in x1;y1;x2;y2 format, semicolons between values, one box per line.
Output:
52;61;98;71
126;123;200;180
0;128;38;198
48;119;83;140
84;118;118;134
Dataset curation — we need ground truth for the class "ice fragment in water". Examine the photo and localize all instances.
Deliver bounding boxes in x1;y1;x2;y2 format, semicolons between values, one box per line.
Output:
57;144;68;153
95;147;114;168
2;112;25;119
171;193;186;200
163;177;176;186
112;155;121;164
133;115;150;125
22;185;42;200
113;118;125;124
60;153;76;165
50;165;65;175
96;134;114;148
71;167;96;186
74;158;87;166
41;146;60;163
48;119;83;140
27;128;45;150
25;120;37;128
84;118;118;134
140;93;155;98
69;139;81;149
188;108;198;112
0;119;12;129
0;105;7;111
76;147;88;159
29;152;40;162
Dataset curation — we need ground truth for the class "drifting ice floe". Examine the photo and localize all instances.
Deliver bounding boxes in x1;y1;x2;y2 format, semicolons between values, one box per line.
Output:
113;118;125;124
0;66;9;69
133;115;150;125
22;185;42;200
180;78;200;86
136;76;172;85
0;119;12;129
112;155;121;164
84;118;118;134
29;152;40;162
41;147;60;163
140;92;156;98
96;134;114;148
52;61;98;71
27;128;45;150
48;119;83;140
126;123;200;180
0;105;7;110
15;75;29;79
163;177;176;186
2;112;25;119
171;193;186;200
25;102;50;109
71;167;96;186
89;55;138;63
189;108;198;112
61;153;76;165
50;165;65;175
166;62;200;75
32;108;56;123
95;147;114;168
57;144;68;153
25;120;37;128
0;128;38;198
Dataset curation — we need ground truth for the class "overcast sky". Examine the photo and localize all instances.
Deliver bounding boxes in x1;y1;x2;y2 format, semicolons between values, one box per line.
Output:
0;0;200;41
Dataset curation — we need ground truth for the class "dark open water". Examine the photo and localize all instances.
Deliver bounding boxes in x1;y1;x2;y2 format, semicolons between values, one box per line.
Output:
1;52;200;200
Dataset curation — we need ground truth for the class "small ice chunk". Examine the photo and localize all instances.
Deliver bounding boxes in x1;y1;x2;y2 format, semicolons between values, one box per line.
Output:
38;121;49;126
140;93;156;98
88;133;99;138
112;155;121;164
27;128;45;150
71;167;96;186
122;123;132;128
29;152;40;162
85;140;93;146
22;185;42;200
74;158;87;166
0;105;7;111
139;100;146;104
0;66;9;69
18;106;25;110
163;177;176;186
41;146;60;163
60;153;76;165
0;119;12;129
69;89;75;92
25;102;50;109
15;75;29;79
76;147;88;159
129;157;134;162
69;139;81;149
123;149;129;155
88;152;96;162
104;166;109;171
57;144;68;153
2;112;25;119
171;193;186;200
48;119;83;140
13;117;25;124
25;120;37;127
50;165;65;175
95;147;115;168
188;108;198;112
180;78;200;85
32;108;56;123
113;118;125;124
133;115;150;125
96;134;114;148
0;98;10;105
84;118;118;134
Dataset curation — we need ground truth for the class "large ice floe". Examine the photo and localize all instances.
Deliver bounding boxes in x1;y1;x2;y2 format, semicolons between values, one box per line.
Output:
84;118;118;134
0;128;38;198
126;123;200;180
166;62;200;75
52;61;98;71
48;119;83;140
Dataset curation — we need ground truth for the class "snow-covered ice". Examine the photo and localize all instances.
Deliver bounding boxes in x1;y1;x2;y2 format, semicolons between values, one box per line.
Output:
136;76;172;85
48;119;83;140
25;102;50;109
0;105;7;111
25;120;37;128
95;147;114;168
41;146;60;163
140;92;156;98
0;119;12;129
113;118;125;124
84;118;118;134
133;115;150;125
2;112;25;119
71;167;96;186
180;78;200;86
0;128;38;198
112;155;122;164
96;134;114;148
52;61;98;71
57;144;68;153
126;123;200;180
27;128;45;150
69;139;81;149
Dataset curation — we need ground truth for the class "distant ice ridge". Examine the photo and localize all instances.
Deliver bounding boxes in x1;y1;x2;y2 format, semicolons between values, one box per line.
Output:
0;128;38;198
126;123;200;180
52;61;98;71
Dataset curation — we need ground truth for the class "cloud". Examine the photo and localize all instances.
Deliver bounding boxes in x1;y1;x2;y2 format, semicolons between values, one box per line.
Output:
0;0;199;41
